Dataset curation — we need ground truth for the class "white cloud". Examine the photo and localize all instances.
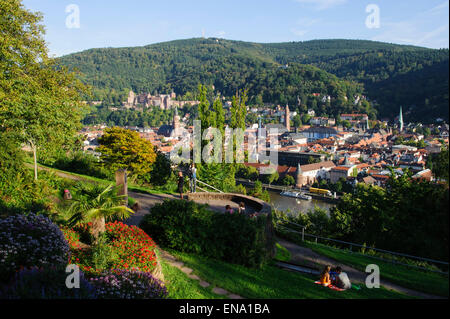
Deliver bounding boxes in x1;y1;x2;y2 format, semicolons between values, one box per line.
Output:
294;0;347;10
370;2;449;49
291;28;308;37
216;31;226;38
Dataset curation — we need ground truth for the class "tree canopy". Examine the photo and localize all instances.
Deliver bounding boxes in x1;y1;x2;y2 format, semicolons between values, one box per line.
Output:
0;0;87;179
97;127;157;180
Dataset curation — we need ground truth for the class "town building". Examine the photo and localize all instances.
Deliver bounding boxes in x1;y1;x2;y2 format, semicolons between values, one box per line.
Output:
295;161;336;187
329;165;357;183
123;90;198;110
300;127;339;142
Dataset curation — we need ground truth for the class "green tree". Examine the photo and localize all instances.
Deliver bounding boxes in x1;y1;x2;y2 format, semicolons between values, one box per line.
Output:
429;147;449;182
282;175;295;186
330;173;449;260
147;149;172;186
262;171;279;185
292;115;302;129
301;114;311;125
197;84;213;130
0;0;87;180
230;89;247;130
342;120;352;129
212;97;225;137
97;127;157;181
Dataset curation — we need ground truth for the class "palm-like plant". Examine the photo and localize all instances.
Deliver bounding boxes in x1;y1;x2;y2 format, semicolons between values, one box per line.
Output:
67;183;134;241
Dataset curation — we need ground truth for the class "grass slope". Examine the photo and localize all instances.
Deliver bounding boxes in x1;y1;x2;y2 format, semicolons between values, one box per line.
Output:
159;257;224;299
168;250;411;299
300;241;449;298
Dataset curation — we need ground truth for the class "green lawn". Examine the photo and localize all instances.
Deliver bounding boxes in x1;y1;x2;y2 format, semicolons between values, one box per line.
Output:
167;250;411;299
29;163;176;196
299;240;449;298
274;242;291;262
156;250;225;299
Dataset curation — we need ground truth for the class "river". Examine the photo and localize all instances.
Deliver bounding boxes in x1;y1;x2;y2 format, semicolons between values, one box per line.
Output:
268;190;335;216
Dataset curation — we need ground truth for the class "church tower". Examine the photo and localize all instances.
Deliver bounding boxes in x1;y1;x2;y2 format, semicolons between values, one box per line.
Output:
285;104;290;131
399;106;404;132
173;106;180;131
296;163;305;188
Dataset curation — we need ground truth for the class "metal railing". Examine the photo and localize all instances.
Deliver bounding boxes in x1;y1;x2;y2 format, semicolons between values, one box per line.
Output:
195;179;224;193
276;220;449;275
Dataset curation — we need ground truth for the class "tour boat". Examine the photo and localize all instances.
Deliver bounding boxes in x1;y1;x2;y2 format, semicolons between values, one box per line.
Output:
280;190;312;200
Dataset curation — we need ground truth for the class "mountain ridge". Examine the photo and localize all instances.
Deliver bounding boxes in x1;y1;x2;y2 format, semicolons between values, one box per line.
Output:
58;38;449;122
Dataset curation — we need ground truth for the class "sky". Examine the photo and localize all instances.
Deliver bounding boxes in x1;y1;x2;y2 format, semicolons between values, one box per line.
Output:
22;0;450;57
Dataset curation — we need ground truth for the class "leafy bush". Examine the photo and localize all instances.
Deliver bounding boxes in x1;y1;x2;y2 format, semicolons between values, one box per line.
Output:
88;269;167;299
0;213;70;283
0;267;97;299
140;200;270;267
0;144;58;215
90;234;120;271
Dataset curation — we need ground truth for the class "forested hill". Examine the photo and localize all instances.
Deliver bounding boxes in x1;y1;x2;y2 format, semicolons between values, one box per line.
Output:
58;38;449;122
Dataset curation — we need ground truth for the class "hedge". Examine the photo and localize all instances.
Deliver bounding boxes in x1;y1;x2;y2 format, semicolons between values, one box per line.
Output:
139;200;270;268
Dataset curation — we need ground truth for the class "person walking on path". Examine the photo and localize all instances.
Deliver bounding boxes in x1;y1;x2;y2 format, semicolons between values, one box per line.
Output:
189;163;197;193
178;171;185;199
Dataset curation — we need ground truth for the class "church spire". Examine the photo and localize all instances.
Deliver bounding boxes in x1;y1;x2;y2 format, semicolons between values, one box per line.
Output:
399;106;404;132
285;104;290;131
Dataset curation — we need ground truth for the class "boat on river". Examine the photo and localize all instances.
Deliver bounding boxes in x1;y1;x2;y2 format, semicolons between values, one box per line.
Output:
280;190;312;200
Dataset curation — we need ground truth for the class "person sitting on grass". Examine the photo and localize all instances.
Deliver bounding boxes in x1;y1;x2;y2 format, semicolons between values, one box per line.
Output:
319;265;332;286
332;266;352;290
225;205;234;214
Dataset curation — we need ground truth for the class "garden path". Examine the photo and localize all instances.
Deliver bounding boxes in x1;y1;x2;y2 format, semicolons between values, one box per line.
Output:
277;237;445;299
125;191;239;226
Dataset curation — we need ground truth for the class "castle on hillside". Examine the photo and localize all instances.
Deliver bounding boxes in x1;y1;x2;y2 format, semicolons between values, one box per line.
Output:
123;90;199;110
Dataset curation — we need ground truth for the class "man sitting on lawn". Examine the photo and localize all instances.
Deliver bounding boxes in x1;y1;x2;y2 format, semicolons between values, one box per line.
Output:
333;266;352;290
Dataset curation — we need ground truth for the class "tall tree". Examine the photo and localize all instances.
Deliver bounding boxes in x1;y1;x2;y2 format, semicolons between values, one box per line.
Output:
212;97;225;137
0;0;87;180
97;127;157;181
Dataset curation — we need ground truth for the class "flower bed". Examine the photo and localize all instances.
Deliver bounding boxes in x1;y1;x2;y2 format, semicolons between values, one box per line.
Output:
62;221;159;275
0;267;97;299
0;213;70;283
89;269;167;299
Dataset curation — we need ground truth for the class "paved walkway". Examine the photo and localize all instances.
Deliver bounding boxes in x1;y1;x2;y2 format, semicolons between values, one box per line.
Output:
125;191;241;226
30;164;238;225
277;237;445;299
